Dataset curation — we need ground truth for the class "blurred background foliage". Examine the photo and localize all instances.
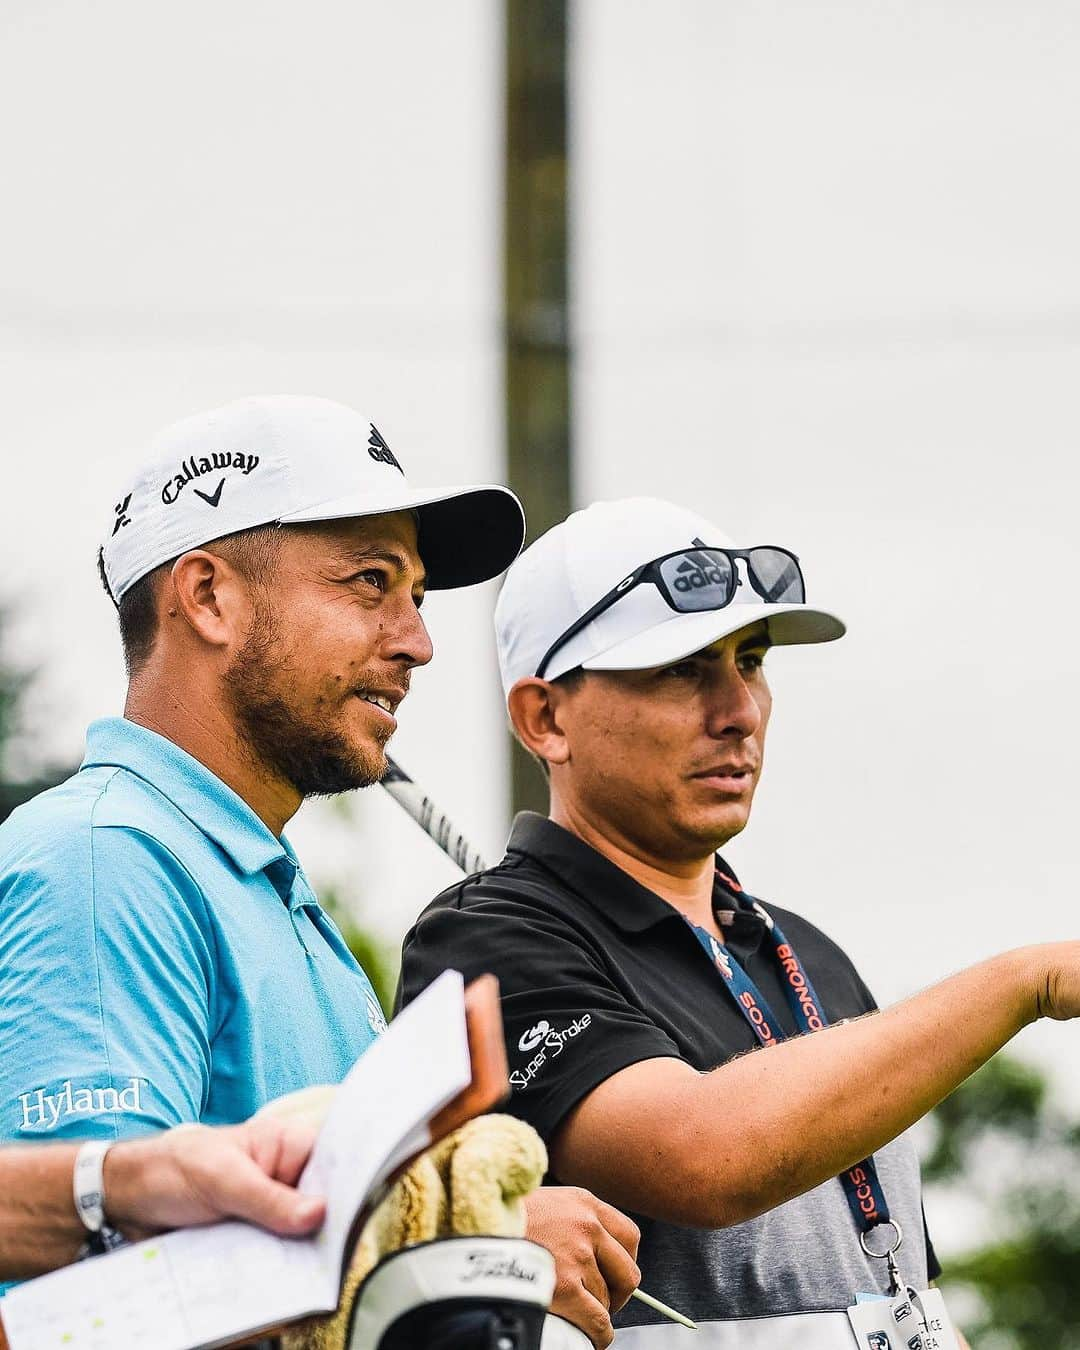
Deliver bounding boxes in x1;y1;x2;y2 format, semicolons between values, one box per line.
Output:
924;1056;1080;1348
3;622;1079;1345
320;887;399;1019
0;611;27;765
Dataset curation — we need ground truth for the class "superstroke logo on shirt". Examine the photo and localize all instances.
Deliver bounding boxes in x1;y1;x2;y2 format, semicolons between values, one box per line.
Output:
509;1015;592;1091
16;1077;147;1132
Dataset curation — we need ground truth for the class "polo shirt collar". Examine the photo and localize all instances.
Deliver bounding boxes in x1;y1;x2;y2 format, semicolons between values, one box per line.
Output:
81;717;293;877
506;813;692;933
506;814;769;956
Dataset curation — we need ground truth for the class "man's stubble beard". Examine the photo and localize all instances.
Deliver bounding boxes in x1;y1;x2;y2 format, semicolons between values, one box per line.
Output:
223;598;390;798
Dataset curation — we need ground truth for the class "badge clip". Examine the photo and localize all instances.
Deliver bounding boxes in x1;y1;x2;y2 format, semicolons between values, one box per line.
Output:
859;1219;908;1298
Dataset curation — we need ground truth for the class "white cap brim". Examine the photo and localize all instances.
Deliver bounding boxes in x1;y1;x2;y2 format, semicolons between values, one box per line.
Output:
281;482;525;589
579;602;846;674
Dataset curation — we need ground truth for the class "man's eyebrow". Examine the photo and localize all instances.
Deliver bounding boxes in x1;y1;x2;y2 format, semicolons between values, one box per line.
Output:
692;630;772;662
339;547;427;591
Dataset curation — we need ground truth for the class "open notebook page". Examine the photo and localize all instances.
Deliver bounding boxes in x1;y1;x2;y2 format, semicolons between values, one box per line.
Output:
296;967;470;1291
0;969;470;1350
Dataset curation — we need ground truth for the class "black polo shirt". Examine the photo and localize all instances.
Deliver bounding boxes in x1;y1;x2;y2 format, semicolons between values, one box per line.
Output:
397;813;939;1328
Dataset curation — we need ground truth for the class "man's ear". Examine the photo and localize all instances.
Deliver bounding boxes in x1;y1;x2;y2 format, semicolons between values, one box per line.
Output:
507;678;573;769
167;550;254;649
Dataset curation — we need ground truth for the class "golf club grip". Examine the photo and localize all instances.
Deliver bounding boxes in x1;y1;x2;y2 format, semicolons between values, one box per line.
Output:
381;757;489;876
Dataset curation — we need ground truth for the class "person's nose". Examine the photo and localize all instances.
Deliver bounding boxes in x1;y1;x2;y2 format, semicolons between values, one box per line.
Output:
703;666;762;741
384;596;434;670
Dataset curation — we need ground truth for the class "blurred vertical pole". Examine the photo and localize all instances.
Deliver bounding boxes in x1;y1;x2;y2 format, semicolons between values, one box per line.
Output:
504;0;571;815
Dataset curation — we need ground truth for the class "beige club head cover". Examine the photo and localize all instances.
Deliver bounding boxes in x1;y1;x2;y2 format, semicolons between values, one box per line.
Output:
259;1086;547;1350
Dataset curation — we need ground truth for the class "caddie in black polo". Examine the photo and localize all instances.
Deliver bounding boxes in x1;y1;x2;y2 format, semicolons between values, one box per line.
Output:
398;495;1080;1346
397;498;944;1345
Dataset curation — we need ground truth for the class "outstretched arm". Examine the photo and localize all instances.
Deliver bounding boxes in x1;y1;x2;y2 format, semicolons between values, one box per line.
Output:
552;943;1068;1227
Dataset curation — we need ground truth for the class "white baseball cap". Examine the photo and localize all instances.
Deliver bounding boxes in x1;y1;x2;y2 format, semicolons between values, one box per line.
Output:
494;497;845;697
101;395;526;603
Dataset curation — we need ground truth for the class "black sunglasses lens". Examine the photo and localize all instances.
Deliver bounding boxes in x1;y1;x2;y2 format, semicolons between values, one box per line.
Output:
657;550;735;612
747;548;805;603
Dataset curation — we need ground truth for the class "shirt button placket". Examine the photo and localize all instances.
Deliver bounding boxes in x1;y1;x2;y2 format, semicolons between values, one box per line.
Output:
264;857;314;955
291;876;320;959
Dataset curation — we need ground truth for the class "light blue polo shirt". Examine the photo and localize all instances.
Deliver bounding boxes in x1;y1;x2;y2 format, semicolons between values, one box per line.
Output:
0;717;384;1144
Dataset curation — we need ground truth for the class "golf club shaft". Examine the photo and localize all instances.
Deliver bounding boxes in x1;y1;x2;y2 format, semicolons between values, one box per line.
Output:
380;756;489;876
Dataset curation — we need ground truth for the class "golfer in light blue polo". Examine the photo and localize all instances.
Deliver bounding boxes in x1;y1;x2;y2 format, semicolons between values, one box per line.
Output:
0;396;525;1142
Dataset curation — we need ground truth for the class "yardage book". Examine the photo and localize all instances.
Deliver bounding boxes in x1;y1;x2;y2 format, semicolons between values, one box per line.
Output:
0;970;494;1350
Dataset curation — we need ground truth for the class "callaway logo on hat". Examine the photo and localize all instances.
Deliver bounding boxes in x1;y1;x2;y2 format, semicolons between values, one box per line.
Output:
101;396;525;602
494;497;845;697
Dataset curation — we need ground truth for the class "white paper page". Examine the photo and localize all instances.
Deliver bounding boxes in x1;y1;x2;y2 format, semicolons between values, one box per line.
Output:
300;968;470;1292
380;1119;438;1181
0;1238;194;1350
164;1221;326;1347
1;969;470;1350
0;1223;324;1350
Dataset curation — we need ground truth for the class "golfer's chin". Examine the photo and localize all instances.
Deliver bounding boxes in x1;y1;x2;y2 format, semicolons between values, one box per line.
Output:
340;731;390;785
292;740;388;798
299;712;393;796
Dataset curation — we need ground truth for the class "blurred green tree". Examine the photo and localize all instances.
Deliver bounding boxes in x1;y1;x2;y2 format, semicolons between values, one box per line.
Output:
924;1055;1080;1348
0;610;28;768
0;609;52;821
319;887;400;1019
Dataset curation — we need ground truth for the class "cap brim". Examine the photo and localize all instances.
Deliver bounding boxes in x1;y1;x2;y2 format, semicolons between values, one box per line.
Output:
280;483;525;589
580;603;846;673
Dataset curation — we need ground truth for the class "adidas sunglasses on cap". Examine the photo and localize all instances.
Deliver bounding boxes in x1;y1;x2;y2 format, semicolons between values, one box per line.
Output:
494;497;845;697
101;396;526;603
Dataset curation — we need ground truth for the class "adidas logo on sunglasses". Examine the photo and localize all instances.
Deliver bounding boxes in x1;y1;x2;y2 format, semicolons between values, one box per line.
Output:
671;541;731;592
673;555;728;592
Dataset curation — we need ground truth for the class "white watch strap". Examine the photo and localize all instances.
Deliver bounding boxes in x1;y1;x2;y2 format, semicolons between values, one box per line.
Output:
73;1139;114;1234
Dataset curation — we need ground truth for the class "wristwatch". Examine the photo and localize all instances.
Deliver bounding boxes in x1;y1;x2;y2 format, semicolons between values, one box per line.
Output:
73;1140;129;1258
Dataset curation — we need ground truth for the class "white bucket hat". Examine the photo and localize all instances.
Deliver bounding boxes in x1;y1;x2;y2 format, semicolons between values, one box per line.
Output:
494;497;845;698
101;395;525;603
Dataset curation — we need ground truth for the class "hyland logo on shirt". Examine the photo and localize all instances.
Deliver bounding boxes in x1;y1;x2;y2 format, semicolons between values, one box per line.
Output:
160;452;261;507
16;1077;147;1133
509;1014;592;1091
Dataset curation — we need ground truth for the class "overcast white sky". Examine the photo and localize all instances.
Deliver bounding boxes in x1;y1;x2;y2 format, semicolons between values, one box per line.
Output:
3;0;1080;1183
